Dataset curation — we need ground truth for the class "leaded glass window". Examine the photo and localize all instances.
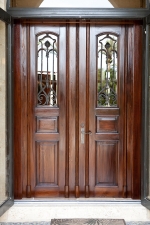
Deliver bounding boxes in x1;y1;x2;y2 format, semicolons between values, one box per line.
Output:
37;33;58;106
97;33;118;107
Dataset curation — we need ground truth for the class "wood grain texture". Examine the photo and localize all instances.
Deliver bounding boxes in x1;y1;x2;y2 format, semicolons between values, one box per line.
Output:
97;117;118;133
14;23;22;199
132;24;142;199
96;141;118;186
36;142;58;185
65;23;69;197
14;20;142;199
75;22;80;198
85;23;90;198
89;25;125;197
21;24;28;198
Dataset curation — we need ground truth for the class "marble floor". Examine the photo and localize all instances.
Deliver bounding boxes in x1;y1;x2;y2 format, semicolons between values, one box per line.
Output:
0;222;150;225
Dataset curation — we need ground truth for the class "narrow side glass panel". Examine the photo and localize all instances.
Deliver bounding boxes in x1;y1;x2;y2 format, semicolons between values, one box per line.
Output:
10;0;146;8
37;33;58;107
97;33;118;107
0;20;8;206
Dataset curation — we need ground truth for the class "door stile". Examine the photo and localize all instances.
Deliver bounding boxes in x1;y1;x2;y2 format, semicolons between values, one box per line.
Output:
118;26;126;196
58;25;67;196
85;23;90;197
14;23;23;199
21;23;28;197
89;25;97;197
122;25;128;198
28;25;36;197
26;24;31;197
75;23;80;198
68;24;76;197
78;23;87;197
132;24;142;198
65;23;70;198
126;26;134;198
125;25;142;199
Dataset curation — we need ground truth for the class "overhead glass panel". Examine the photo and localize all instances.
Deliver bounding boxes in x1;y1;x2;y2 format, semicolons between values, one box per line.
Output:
10;0;146;8
0;20;8;206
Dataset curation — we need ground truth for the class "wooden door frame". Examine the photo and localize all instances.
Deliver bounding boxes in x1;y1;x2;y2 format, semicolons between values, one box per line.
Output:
13;20;142;199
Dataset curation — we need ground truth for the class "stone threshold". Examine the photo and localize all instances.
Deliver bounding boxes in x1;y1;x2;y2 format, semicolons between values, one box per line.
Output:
14;198;141;204
0;199;149;223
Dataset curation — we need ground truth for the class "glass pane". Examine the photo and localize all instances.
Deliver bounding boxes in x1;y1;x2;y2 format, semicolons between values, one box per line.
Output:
10;0;146;8
97;34;118;107
0;20;8;206
37;33;58;106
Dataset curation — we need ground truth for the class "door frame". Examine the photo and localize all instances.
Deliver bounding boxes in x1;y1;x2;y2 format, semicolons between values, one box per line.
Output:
0;7;14;217
0;0;150;212
141;22;150;209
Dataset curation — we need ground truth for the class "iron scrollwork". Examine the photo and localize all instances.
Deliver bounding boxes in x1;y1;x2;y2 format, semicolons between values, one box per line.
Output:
37;33;58;106
97;33;118;107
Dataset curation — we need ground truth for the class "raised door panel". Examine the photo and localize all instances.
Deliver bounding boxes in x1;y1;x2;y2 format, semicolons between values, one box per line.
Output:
36;117;58;133
36;142;58;185
96;141;118;186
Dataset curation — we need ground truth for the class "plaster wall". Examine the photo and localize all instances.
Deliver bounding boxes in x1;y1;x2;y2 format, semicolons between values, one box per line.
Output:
0;0;7;206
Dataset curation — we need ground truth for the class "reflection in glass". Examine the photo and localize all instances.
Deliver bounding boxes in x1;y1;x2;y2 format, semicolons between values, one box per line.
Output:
11;0;146;8
97;34;118;107
37;33;58;106
0;21;8;206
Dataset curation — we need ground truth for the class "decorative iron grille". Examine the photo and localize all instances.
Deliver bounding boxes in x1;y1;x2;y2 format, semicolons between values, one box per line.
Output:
37;33;58;106
97;33;118;107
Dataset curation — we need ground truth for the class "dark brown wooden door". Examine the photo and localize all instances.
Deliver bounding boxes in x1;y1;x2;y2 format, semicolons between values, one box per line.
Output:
14;21;142;199
88;26;125;197
28;25;67;197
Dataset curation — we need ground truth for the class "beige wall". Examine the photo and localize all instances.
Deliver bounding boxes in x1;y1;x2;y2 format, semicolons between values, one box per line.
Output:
0;0;6;9
0;0;7;205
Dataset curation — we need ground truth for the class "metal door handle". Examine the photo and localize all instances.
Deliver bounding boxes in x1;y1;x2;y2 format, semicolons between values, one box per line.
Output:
81;131;92;135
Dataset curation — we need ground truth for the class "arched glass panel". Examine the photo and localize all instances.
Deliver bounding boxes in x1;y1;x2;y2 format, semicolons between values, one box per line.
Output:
97;33;118;107
37;33;58;106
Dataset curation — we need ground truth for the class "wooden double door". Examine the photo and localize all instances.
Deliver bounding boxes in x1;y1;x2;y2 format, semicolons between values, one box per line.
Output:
14;21;142;199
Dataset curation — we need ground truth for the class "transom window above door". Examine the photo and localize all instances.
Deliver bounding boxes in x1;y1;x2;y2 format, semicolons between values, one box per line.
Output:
11;0;146;8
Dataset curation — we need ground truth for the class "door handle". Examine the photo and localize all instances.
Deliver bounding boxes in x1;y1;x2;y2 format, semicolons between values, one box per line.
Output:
81;124;92;144
81;131;92;135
